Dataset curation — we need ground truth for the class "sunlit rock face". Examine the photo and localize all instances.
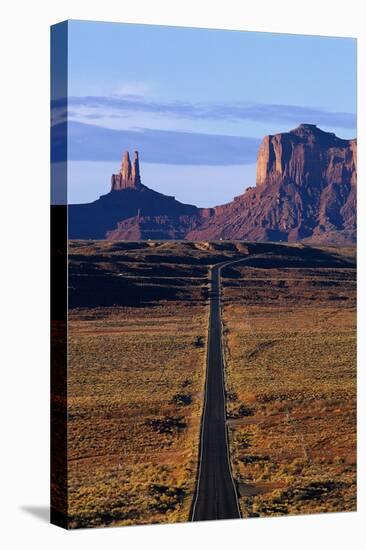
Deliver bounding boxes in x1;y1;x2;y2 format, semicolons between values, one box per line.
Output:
256;124;356;190
111;151;142;191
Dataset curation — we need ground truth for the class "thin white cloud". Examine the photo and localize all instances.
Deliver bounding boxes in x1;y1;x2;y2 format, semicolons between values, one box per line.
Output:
110;81;155;98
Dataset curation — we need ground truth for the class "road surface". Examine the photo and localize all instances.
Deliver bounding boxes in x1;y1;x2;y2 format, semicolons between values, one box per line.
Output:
190;260;243;521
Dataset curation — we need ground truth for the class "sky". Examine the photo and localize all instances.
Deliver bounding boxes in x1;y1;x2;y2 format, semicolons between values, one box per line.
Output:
54;20;356;206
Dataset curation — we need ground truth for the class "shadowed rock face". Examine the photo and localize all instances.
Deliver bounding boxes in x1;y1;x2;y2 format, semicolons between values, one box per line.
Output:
68;129;357;244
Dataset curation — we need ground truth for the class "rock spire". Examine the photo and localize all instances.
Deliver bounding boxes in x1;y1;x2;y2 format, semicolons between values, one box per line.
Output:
111;150;142;190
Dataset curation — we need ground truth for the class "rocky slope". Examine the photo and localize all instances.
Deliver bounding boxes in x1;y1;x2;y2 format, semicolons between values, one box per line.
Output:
68;124;357;244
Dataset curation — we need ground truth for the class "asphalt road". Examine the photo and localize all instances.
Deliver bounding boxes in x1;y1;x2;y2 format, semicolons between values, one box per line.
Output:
190;260;243;522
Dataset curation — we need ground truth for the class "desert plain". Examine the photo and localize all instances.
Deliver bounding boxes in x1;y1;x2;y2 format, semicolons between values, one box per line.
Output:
63;241;356;527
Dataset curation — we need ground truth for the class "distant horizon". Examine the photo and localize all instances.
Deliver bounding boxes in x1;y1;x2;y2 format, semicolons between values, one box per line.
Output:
51;20;357;205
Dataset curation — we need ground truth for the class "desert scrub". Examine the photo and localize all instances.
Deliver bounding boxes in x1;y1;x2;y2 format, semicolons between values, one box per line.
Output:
222;255;356;518
68;299;208;527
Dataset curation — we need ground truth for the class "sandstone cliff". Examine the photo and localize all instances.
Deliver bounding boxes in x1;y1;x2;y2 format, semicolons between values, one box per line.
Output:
188;124;357;244
256;124;356;189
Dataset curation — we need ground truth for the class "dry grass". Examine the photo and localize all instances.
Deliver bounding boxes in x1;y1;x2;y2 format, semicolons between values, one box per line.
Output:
222;256;356;517
68;303;208;527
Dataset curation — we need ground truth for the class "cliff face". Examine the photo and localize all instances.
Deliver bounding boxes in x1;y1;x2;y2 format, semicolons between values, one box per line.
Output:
68;127;357;244
256;123;356;189
188;124;357;244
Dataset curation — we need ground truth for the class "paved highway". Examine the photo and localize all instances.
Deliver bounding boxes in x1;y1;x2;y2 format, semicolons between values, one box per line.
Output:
190;259;244;522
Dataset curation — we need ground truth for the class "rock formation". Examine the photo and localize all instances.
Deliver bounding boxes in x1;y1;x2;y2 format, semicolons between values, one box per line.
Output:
68;127;357;244
256;123;356;189
187;124;357;244
68;150;203;239
111;150;142;190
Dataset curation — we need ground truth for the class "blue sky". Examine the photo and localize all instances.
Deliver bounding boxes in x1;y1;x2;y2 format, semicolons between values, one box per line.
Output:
60;20;356;205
